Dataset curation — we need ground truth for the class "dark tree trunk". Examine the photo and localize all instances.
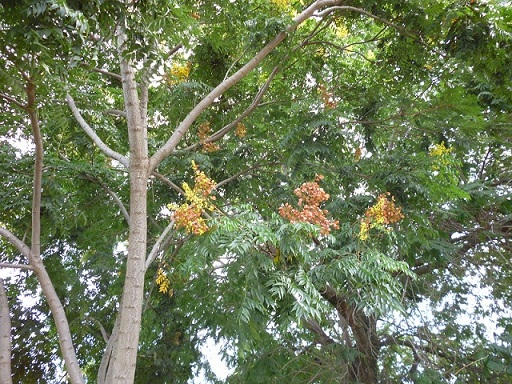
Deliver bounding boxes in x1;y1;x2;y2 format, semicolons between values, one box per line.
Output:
321;286;380;384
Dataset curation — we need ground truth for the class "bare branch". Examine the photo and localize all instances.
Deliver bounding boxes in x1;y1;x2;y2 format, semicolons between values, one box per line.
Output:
0;92;26;110
381;334;450;360
97;317;120;384
80;63;122;81
82;174;130;224
145;220;176;270
304;318;336;345
204;67;279;143
0;263;34;271
86;316;110;343
140;78;149;129
29;83;85;384
66;94;129;168
103;187;130;224
215;161;275;189
151;171;185;196
104;109;127;118
317;6;418;39
149;0;344;171
0;227;33;261
181;66;280;152
167;44;183;58
25;82;43;260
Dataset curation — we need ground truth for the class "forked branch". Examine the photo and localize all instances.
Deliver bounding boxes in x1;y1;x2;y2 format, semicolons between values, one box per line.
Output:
149;0;344;171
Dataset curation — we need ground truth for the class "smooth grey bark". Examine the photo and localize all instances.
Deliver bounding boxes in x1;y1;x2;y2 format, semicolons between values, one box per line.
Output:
0;278;12;384
103;29;149;384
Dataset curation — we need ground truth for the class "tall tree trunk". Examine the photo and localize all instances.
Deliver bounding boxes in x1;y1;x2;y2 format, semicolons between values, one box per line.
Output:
26;81;85;384
0;278;12;384
104;29;149;383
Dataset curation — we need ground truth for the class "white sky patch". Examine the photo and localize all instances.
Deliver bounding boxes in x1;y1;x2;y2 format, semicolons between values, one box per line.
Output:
189;336;233;384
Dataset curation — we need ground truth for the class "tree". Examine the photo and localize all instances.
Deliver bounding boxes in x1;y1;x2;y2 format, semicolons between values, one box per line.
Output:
1;0;511;383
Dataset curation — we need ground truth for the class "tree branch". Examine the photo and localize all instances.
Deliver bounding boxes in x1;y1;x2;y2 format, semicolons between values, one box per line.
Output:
0;92;26;110
28;82;85;384
215;161;275;189
206;67;279;142
80;63;122;82
82;174;130;224
317;6;418;39
104;109;127;118
151;171;185;196
149;0;344;171
145;220;176;271
304;318;336;345
0;263;34;271
97;317;120;384
0;227;33;261
86;316;110;344
180;66;281;152
381;334;450;360
66;94;129;168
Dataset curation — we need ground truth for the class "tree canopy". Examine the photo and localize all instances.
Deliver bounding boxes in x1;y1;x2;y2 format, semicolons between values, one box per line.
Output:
1;0;511;383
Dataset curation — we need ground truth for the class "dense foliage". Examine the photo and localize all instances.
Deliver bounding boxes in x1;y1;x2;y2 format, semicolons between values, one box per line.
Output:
1;0;511;383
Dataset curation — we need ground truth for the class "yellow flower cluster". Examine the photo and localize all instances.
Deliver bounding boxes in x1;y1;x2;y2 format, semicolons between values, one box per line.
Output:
156;268;173;296
429;142;453;157
166;62;191;85
168;161;216;235
359;193;404;241
270;0;289;9
335;23;349;38
429;142;454;169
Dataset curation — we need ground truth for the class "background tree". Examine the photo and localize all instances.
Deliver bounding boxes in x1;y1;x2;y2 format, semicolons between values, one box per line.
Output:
1;0;511;383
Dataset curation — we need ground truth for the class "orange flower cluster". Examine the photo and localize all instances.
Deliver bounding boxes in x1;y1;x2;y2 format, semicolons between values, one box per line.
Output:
279;175;340;235
168;161;216;235
235;122;247;138
318;84;337;109
198;122;220;152
359;193;404;240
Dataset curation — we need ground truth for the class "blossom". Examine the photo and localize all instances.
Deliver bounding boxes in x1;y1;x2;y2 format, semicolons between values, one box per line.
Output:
168;162;216;235
279;175;339;235
359;193;404;241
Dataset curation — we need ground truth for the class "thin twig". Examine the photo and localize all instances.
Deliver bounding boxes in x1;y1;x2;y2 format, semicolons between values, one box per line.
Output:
151;171;185;196
80;63;122;81
317;6;418;40
145;220;176;270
